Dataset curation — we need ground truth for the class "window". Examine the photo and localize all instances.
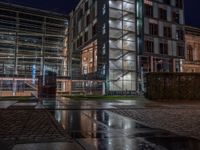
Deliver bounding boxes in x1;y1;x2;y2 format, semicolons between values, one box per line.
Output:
81;41;97;74
102;4;106;15
144;4;153;18
163;0;171;5
92;23;97;36
149;23;158;36
176;0;183;9
175;60;180;72
159;8;167;20
177;44;184;57
77;9;83;19
160;42;168;55
172;11;180;23
102;44;106;55
91;6;96;20
86;14;90;26
187;45;193;61
80;36;83;46
85;1;89;11
84;31;88;42
164;26;172;38
102;23;106;34
78;36;83;47
140;56;151;72
176;29;183;40
77;39;79;48
144;40;154;53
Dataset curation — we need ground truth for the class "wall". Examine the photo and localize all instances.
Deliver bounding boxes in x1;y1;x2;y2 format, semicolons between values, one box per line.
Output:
146;73;200;100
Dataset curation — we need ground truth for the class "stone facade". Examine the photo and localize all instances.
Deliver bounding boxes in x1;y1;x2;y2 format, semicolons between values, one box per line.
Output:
182;26;200;72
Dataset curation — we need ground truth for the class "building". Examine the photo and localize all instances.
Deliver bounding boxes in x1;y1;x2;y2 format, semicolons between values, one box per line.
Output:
69;0;185;95
0;2;69;96
182;26;200;72
141;0;185;73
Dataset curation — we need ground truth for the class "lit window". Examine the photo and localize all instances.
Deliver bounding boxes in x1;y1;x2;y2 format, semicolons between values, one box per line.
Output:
102;44;106;55
102;4;106;15
102;24;106;34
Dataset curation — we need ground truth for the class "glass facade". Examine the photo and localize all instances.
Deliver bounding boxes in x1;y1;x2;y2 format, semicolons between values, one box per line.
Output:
0;3;68;96
108;0;137;93
69;0;185;95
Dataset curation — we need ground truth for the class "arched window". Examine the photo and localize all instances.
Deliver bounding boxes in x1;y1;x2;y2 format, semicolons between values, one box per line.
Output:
187;45;193;61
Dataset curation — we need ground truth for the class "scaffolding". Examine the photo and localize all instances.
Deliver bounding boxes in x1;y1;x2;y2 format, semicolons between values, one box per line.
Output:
0;2;68;96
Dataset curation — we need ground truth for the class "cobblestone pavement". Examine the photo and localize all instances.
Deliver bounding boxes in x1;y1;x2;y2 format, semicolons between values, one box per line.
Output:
0;108;70;150
110;106;200;140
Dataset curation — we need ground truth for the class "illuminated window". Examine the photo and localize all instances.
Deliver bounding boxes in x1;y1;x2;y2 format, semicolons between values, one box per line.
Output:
81;41;97;74
102;24;106;34
102;44;106;55
102;4;106;15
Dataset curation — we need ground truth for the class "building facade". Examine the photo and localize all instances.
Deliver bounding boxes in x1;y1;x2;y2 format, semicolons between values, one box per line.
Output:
0;2;68;96
141;0;185;73
182;26;200;72
69;0;185;95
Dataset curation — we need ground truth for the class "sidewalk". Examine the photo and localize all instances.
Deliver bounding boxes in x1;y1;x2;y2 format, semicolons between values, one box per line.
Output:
111;101;200;140
0;104;70;150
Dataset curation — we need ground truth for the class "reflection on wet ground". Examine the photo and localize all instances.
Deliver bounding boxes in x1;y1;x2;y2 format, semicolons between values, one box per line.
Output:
4;98;200;150
41;98;176;111
41;98;150;110
50;106;200;150
0;101;17;108
0;99;200;150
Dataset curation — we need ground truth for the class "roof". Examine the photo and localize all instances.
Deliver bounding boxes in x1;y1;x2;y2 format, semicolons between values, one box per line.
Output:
0;2;67;20
185;26;200;36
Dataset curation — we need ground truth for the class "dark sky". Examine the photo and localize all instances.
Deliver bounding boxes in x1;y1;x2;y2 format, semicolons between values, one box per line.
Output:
1;0;200;28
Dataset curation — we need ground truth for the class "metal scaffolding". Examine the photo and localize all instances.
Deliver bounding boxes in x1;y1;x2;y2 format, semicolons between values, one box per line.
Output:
0;2;68;96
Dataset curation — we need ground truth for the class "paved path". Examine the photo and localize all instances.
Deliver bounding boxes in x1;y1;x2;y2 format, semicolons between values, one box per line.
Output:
111;106;200;140
0;108;71;150
12;142;83;150
1;99;200;150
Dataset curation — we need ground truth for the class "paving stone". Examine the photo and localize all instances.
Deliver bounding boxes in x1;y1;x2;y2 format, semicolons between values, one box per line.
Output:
12;142;83;150
110;107;200;140
0;108;69;145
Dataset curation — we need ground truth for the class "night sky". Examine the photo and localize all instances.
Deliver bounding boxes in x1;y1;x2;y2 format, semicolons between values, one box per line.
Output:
1;0;200;28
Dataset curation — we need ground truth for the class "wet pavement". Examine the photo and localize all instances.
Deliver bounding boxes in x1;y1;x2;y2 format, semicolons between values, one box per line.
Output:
1;98;200;150
48;99;200;150
0;101;17;108
12;142;83;150
40;98;153;110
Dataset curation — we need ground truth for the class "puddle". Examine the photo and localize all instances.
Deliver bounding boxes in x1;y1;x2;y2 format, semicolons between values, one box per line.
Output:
48;109;200;150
